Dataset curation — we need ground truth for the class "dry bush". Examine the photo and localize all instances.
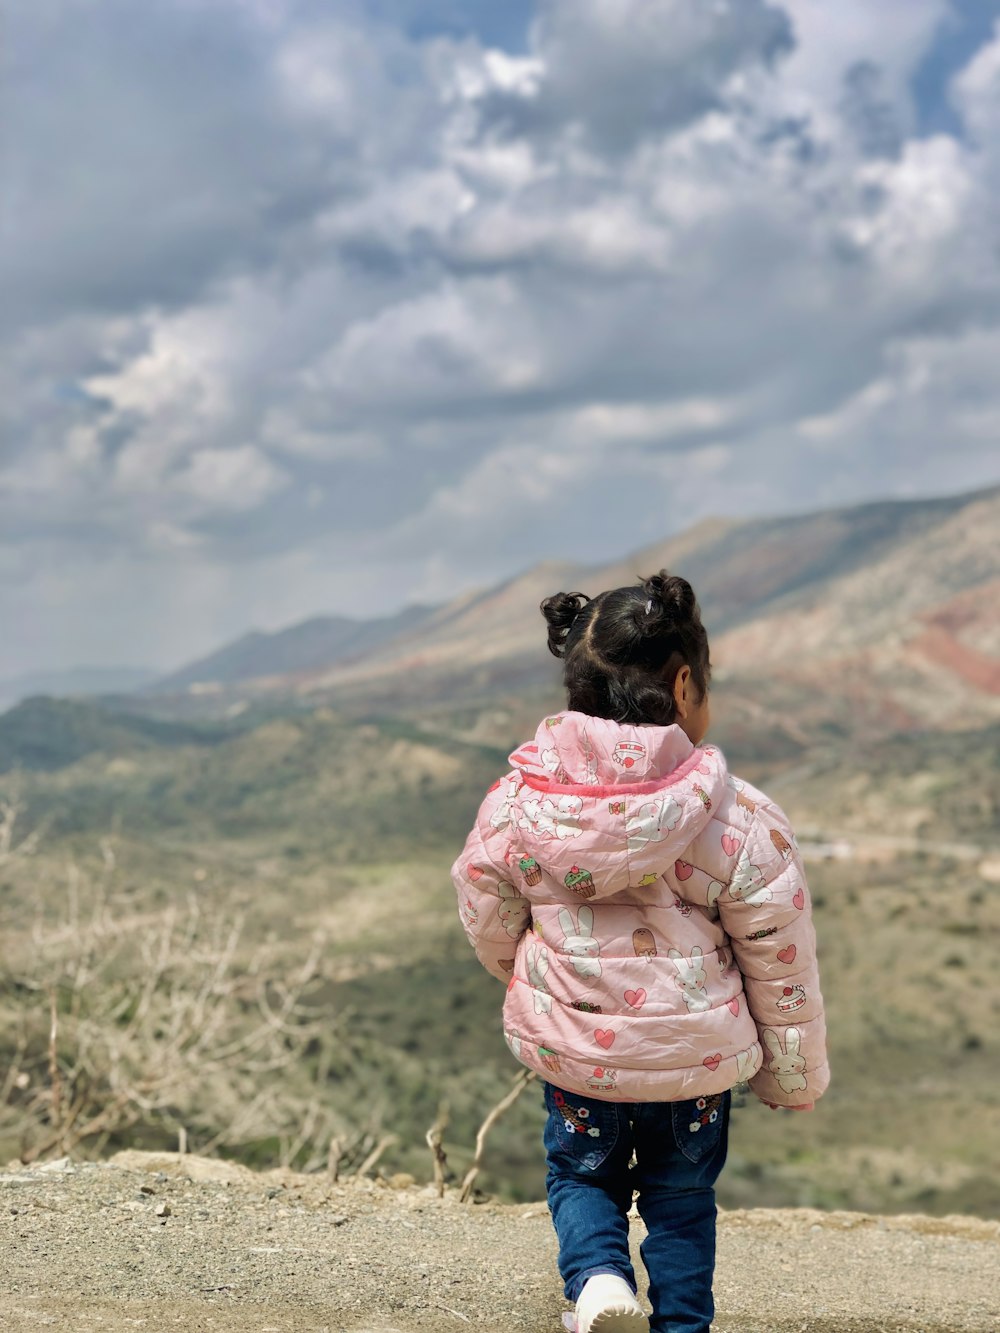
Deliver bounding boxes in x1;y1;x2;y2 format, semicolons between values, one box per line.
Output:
0;846;382;1172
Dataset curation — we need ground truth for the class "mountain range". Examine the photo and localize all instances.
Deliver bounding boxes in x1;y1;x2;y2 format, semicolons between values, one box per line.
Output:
143;483;1000;742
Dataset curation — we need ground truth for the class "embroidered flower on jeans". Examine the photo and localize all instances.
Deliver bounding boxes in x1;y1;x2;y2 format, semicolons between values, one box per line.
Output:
695;1098;707;1110
709;1110;718;1123
563;1119;575;1133
553;1090;566;1107
577;1107;590;1119
688;1121;701;1132
587;1127;600;1137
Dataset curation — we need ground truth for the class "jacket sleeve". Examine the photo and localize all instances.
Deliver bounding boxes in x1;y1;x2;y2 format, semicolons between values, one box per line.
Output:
451;776;529;984
715;803;830;1107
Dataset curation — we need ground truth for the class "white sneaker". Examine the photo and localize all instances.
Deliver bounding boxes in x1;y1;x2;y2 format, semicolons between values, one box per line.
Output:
574;1274;648;1333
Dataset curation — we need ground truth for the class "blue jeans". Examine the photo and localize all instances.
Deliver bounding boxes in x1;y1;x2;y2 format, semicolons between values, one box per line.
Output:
543;1082;730;1333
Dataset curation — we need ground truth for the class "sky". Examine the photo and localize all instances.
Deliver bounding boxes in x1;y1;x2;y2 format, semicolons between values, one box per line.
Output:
4;0;1000;679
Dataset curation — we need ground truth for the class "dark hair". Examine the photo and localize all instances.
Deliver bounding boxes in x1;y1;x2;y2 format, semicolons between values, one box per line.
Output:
539;571;711;726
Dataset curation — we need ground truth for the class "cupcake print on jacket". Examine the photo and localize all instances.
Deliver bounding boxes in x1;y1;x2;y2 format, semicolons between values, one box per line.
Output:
520;855;543;886
564;865;596;899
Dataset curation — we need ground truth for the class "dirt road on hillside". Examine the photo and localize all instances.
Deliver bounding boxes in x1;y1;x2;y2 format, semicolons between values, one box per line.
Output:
2;1152;998;1332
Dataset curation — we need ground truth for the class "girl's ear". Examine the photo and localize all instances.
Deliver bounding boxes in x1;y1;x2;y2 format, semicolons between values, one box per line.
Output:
673;664;693;719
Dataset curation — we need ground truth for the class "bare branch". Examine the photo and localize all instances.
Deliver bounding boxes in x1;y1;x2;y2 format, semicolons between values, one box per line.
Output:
354;1133;397;1179
425;1102;450;1199
459;1070;537;1203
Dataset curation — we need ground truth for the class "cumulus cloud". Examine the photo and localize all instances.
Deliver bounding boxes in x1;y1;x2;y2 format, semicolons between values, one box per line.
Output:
2;0;1000;677
473;0;794;154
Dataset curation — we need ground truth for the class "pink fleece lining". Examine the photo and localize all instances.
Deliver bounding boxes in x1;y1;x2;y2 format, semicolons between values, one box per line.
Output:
518;745;706;797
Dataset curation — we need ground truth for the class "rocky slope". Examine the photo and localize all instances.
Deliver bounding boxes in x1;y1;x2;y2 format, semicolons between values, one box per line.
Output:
2;1151;998;1332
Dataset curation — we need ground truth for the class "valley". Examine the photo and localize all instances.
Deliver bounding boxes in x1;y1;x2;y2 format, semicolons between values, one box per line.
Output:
1;485;998;1218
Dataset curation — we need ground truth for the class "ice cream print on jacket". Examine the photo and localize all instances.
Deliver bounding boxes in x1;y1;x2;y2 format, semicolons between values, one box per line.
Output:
452;707;829;1107
558;905;602;978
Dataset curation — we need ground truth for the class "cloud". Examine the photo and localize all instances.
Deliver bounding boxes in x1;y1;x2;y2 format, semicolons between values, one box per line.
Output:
2;0;1000;677
473;0;794;154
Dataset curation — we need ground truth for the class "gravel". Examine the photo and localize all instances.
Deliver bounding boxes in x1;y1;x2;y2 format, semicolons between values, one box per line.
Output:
2;1151;998;1332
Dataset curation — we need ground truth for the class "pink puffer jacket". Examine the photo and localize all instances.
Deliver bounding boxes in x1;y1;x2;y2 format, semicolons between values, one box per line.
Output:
452;711;829;1107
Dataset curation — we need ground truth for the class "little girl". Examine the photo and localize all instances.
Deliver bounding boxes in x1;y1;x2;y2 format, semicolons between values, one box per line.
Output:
452;572;828;1333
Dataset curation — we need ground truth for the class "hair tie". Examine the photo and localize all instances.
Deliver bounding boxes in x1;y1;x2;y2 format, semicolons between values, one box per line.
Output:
645;599;653;615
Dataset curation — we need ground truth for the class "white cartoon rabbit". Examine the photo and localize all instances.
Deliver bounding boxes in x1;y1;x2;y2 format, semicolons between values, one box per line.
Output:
626;796;681;852
526;943;552;1015
706;880;725;908
489;777;521;831
558;905;602;979
519;794;583;840
497;881;530;938
761;1027;807;1094
729;848;772;907
735;1046;757;1082
668;946;710;1013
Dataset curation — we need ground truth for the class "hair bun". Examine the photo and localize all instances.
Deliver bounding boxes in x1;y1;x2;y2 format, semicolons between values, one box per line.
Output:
641;571;695;615
634;571;696;637
540;591;590;658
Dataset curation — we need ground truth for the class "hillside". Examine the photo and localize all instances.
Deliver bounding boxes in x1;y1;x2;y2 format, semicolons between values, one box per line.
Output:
151;604;437;693
299;485;1000;737
1;1153;997;1332
0;666;156;714
1;700;998;1217
138;485;1000;749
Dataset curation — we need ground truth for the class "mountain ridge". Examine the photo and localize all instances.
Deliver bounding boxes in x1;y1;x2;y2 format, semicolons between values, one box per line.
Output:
138;484;998;715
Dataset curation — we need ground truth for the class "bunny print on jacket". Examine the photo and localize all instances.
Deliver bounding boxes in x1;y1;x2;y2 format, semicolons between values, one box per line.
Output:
558;905;603;979
453;712;829;1107
525;943;552;1015
668;946;710;1013
761;1026;808;1095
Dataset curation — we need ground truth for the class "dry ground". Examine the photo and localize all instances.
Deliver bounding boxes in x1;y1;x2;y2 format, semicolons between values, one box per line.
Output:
2;1152;998;1332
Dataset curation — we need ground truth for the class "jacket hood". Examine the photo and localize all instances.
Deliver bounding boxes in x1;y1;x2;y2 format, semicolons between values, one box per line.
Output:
502;711;728;899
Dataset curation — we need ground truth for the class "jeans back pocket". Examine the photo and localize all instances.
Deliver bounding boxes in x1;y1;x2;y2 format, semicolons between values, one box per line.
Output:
544;1082;620;1173
670;1091;729;1164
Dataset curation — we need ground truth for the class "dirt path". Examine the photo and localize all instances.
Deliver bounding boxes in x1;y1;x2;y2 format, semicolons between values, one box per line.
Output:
2;1152;998;1332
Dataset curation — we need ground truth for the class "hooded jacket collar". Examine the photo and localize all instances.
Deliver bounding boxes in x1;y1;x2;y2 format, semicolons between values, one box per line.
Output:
509;710;699;791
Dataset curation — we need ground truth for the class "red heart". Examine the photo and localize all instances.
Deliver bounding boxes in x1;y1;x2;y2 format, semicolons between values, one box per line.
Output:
727;998;740;1016
468;865;484;881
792;886;805;910
624;988;647;1010
777;945;797;964
674;859;694;881
721;833;739;857
703;1053;721;1072
623;756;635;768
595;1029;616;1049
